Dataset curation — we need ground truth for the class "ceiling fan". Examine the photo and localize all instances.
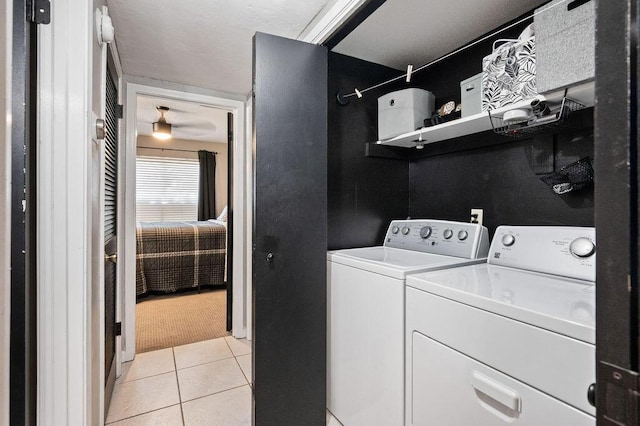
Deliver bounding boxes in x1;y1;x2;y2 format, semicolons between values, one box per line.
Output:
151;105;217;140
152;106;172;140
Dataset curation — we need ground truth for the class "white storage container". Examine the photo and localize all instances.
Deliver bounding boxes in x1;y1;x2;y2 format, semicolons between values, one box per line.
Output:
378;88;435;140
535;0;595;94
460;73;482;117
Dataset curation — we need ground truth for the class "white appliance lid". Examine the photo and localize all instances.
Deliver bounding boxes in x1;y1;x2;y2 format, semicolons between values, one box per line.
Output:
406;264;595;344
327;246;486;279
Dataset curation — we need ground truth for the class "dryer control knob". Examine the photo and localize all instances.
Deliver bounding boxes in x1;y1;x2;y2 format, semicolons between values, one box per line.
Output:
458;230;468;241
391;226;400;234
401;227;410;235
443;229;453;239
502;234;515;247
570;237;596;258
419;226;432;239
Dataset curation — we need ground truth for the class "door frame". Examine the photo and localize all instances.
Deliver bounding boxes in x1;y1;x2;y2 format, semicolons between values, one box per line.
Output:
37;0;94;423
0;0;12;424
122;81;247;362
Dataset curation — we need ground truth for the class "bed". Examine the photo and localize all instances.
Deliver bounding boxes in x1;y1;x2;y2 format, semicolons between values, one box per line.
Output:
135;220;227;297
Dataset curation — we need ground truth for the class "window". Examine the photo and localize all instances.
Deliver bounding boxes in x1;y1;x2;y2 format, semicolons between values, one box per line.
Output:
136;156;199;222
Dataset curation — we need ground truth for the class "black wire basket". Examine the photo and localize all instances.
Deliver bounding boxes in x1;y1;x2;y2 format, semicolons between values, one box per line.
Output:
490;97;587;138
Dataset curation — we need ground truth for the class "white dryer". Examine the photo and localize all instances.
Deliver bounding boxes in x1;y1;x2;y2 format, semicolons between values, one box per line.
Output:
405;226;596;425
327;219;490;426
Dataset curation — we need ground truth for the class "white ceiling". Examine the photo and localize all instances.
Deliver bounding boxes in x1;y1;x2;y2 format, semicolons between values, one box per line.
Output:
333;0;548;70
113;0;549;142
107;0;331;96
136;96;229;143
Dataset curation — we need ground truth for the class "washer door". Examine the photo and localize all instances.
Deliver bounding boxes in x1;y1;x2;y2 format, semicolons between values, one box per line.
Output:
409;332;594;425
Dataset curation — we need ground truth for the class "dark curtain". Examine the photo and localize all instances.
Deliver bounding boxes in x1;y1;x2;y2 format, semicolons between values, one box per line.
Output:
197;150;216;220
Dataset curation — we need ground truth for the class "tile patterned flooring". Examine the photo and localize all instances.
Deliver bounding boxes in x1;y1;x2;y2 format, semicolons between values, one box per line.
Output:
106;336;252;425
107;335;343;425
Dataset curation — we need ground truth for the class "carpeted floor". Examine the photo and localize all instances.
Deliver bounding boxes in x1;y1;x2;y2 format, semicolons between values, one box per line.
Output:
136;288;230;353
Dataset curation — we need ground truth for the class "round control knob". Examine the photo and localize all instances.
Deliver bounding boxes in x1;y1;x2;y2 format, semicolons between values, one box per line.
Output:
502;234;515;247
443;229;453;240
401;227;410;235
570;237;596;258
587;383;596;407
391;226;399;234
419;226;433;239
457;230;468;241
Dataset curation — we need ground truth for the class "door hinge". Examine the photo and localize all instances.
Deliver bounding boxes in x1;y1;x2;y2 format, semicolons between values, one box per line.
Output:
115;322;122;336
599;361;640;425
116;104;124;119
27;0;50;25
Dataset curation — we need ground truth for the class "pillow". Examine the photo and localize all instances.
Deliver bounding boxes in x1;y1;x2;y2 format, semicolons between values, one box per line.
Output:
217;206;228;222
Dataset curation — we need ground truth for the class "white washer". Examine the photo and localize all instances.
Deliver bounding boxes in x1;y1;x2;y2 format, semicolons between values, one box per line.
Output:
327;219;490;426
405;226;596;426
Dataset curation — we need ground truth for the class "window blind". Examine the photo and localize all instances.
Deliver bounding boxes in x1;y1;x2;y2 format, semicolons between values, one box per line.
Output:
136;156;199;222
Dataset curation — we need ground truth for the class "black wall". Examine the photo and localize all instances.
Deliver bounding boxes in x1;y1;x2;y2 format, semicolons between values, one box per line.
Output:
327;53;410;249
408;128;594;237
405;15;593;235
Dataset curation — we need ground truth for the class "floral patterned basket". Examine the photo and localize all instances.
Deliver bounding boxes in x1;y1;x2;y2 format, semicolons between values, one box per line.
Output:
482;36;537;111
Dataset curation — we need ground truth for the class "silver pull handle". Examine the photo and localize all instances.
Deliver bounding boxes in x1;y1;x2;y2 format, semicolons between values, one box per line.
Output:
104;253;117;263
96;118;106;140
266;253;274;262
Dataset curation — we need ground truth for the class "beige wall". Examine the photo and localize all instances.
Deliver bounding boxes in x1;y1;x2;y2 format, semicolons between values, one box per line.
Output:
137;134;228;217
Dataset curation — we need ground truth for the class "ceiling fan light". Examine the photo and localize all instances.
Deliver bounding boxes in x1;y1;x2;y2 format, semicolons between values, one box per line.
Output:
152;107;172;139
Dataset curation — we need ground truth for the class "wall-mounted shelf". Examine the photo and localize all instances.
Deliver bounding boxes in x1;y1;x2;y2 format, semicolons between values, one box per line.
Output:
375;98;537;149
367;83;594;160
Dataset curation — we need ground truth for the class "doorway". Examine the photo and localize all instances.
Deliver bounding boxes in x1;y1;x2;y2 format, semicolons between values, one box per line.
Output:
133;95;231;354
120;82;247;364
103;84;250;423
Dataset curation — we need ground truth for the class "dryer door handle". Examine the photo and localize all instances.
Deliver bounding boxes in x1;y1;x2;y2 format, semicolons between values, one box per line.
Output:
471;371;522;413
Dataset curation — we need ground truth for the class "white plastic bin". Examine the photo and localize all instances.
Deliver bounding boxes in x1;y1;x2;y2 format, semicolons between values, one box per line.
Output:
378;88;435;140
460;73;482;117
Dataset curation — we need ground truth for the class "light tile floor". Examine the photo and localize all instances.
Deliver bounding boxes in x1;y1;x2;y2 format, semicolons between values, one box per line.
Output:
107;336;252;425
107;335;343;425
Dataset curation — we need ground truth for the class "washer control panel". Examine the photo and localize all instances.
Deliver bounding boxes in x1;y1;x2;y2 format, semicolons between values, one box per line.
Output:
384;219;490;259
489;226;596;282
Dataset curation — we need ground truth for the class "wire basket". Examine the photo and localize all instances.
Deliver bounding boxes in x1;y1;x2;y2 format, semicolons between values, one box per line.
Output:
490;97;587;138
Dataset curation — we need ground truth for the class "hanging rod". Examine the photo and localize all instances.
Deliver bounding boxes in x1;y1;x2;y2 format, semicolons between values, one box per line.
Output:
338;0;571;101
137;146;218;154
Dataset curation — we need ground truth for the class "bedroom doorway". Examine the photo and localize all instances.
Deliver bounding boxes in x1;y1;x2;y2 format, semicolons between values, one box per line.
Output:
133;95;231;354
119;82;247;375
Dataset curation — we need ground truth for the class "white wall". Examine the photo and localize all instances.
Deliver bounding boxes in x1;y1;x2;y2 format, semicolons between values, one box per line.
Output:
37;0;94;423
90;2;108;424
0;0;13;424
136;135;228;217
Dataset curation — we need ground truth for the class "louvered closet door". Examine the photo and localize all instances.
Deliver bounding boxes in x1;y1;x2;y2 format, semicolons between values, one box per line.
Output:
104;58;119;416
